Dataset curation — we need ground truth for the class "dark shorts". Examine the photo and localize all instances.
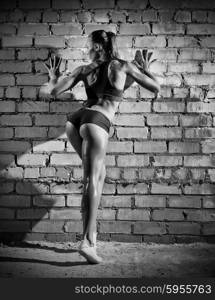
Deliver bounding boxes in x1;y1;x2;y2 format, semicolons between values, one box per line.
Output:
67;107;111;134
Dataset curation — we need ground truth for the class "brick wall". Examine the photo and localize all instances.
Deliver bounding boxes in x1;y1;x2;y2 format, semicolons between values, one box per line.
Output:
0;0;215;244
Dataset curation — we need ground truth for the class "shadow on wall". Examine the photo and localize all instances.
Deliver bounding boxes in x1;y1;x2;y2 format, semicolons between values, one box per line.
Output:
0;45;89;243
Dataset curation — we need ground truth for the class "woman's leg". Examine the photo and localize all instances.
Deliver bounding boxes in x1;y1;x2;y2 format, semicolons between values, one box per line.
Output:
80;123;109;246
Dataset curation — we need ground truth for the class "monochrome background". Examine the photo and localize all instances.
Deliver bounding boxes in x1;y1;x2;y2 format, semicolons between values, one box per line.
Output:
0;0;215;243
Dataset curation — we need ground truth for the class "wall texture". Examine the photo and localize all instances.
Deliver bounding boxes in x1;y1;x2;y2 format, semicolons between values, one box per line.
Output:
0;0;215;244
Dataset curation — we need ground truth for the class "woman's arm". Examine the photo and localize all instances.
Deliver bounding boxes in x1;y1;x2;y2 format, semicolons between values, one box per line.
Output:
124;61;160;93
48;66;83;97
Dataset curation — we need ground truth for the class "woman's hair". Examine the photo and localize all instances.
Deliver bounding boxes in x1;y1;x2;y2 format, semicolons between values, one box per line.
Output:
89;30;119;59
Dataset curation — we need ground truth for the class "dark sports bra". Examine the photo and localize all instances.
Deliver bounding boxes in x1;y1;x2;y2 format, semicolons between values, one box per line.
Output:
84;60;123;105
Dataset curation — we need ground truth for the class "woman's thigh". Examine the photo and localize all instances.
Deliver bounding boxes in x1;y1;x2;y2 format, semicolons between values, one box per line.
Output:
80;123;109;180
65;121;83;159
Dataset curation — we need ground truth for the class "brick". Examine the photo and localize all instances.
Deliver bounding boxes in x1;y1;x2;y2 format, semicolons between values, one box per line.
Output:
135;36;166;48
178;49;210;61
42;11;58;22
16;74;47;86
66;37;88;48
24;168;40;179
17;208;48;219
192;11;207;23
93;10;110;23
187;24;215;35
121;168;137;181
153;156;182;167
202;63;215;73
184;74;215;86
16;182;49;194
53;0;81;9
107;141;133;153
169;142;200;153
33;141;65;152
0;61;32;73
0;114;32;126
142;9;158;22
67;195;81;207
111;11;126;23
35;37;65;48
135;195;166;207
18;101;49;113
134;221;166;234
22;87;37;99
117;209;150;221
101;195;131;208
33;195;65;207
0;154;14;167
168;36;199;48
60;11;76;22
106;167;120;180
152;23;184;35
184;184;215;195
117;155;149;167
154;102;185;113
0;182;14;194
151;127;182;139
50;154;81;166
151;183;181;194
175;10;191;23
187;102;215;113
0;49;15;60
167;222;200;234
8;9;24;22
202;140;215;153
17;154;49;166
50;209;81;220
0;141;30;153
116;127;148;139
0;24;16;35
120;24;150;35
0;128;13;140
159;10;174;22
0;101;15;112
50;182;82;194
168;196;201;208
84;24;117;35
5;87;21;98
40;167;56;178
119;102;151;114
76;11;91;23
51;24;82;35
97;209;115;220
185;128;215;139
185;209;215;222
152;208;184;220
138;168;154;180
127;11;141;23
19;0;50;9
184;156;215;167
25;11;42;22
147;114;178;126
0;74;15;86
158;75;182;87
0;195;30;207
117;183;148;194
34;114;66;126
48;127;67;139
0;208;15;219
99;221;131;233
181;115;212;127
203;196;215;208
64;221;82;232
168;62;199;73
17;24;49;35
0;221;30;232
134;141;167;153
113;114;145;126
200;37;215;48
2;37;33;47
18;49;48;60
202;223;215;235
83;0;115;8
118;0;147;9
15;127;47;138
32;220;64;233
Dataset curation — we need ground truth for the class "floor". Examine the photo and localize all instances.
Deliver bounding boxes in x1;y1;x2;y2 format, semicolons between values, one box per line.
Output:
0;241;214;278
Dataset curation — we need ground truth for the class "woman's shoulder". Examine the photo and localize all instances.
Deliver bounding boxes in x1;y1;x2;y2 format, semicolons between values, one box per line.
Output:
109;58;128;72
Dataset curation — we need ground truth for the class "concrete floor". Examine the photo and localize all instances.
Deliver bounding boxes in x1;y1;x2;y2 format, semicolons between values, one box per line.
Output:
0;241;214;278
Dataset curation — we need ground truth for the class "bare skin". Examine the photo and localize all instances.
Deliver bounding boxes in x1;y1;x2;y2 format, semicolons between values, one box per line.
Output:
40;42;160;247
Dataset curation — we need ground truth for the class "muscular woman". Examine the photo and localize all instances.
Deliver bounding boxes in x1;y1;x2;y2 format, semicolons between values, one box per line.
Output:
40;30;160;264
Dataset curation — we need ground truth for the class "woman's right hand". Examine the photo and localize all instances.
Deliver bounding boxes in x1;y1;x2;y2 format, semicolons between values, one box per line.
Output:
42;55;62;80
133;49;156;72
